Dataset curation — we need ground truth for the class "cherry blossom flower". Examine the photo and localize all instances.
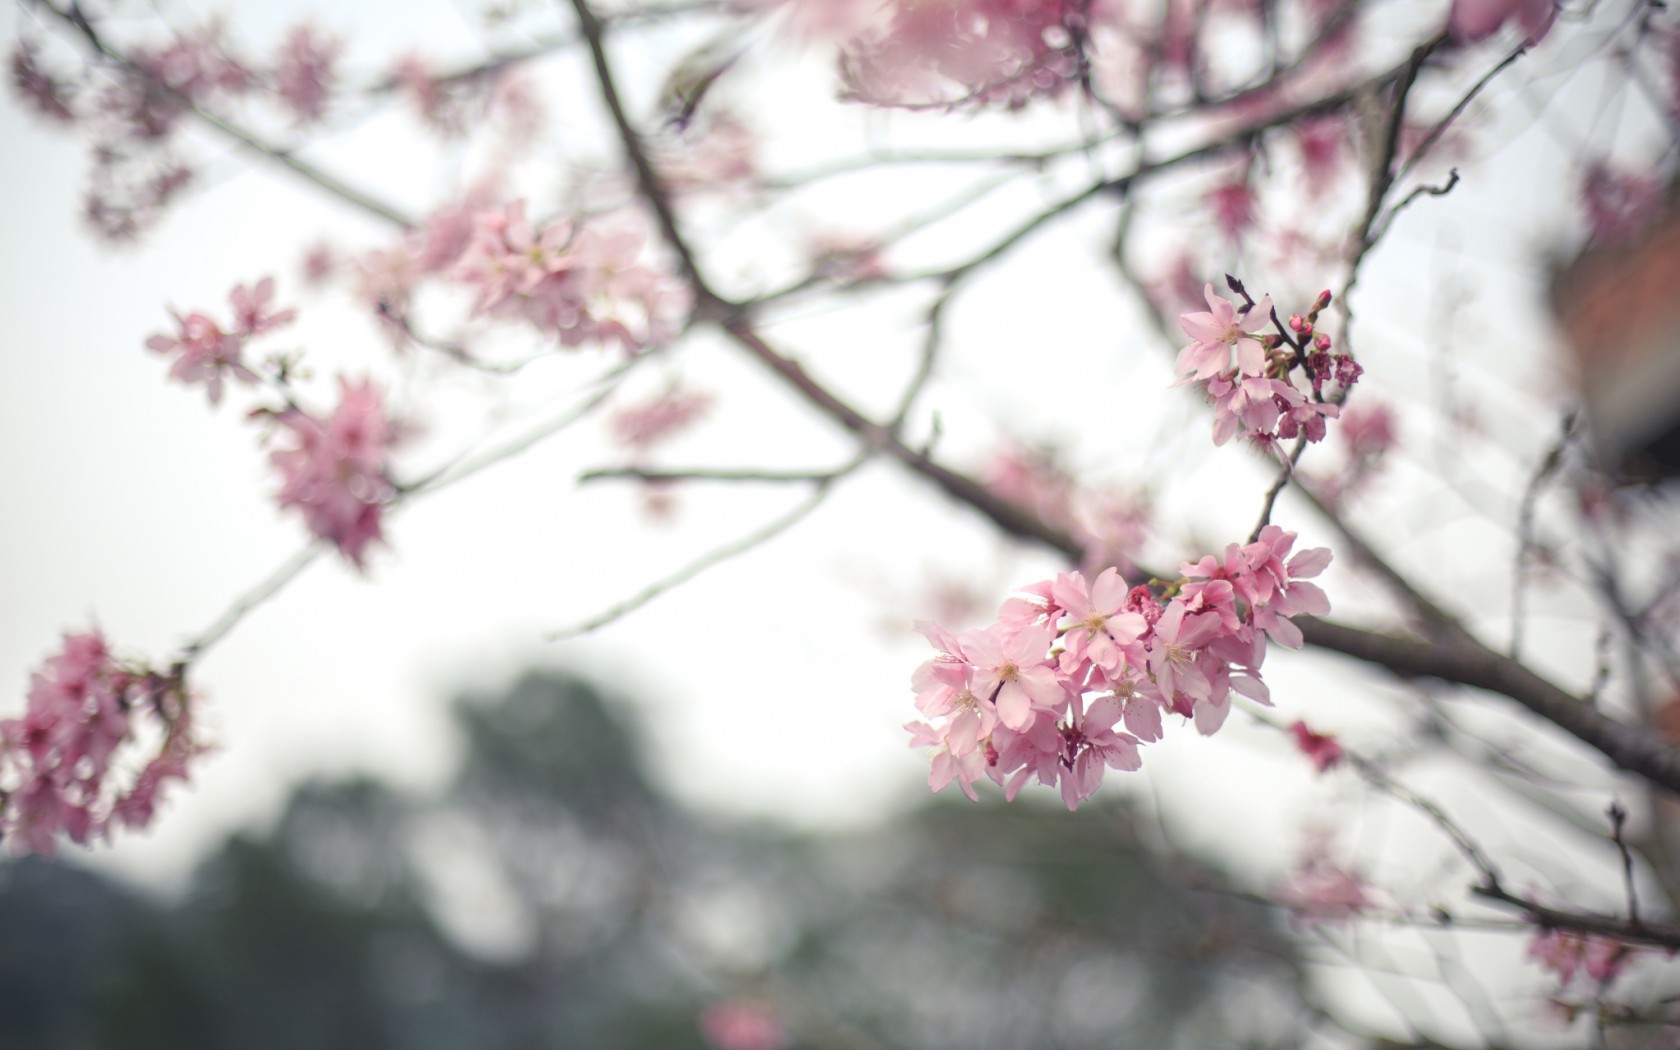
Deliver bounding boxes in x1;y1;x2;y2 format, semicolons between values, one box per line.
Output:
1448;0;1556;45
699;998;786;1050
1528;925;1631;988
1289;720;1344;773
269;377;396;567
146;310;253;405
1278;838;1374;926
1;630;204;856
273;25;339;125
1177;283;1271;382
611;388;714;454
10;41;76;123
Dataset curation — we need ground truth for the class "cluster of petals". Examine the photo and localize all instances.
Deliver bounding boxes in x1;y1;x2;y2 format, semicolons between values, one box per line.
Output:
1527;925;1630;988
983;441;1152;577
610;387;714;453
1277;835;1376;926
1448;0;1556;45
1;630;203;857
907;528;1331;810
837;0;1093;109
1177;283;1348;460
272;25;340;126
698;999;786;1050
269;377;396;568
453;200;688;352
146;277;296;404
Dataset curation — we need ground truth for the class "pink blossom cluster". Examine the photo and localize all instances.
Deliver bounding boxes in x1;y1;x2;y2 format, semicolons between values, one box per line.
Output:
1527;925;1630;989
837;0;1095;109
9;20;343;238
1289;719;1343;773
906;526;1331;810
268;378;397;568
1;630;203;857
453;200;689;352
273;25;340;126
1177;281;1358;461
983;441;1151;578
146;277;297;404
10;41;75;123
698;999;786;1050
1312;400;1398;506
610;387;714;453
1278;832;1375;926
1580;160;1663;247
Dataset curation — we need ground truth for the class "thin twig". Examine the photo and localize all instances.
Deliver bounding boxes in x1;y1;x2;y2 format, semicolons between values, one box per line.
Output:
548;456;864;640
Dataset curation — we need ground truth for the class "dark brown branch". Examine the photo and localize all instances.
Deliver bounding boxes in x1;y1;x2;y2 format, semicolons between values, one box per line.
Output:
1297;617;1680;796
1472;882;1680;952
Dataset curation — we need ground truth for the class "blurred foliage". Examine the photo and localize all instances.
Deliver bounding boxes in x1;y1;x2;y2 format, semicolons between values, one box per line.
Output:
0;672;1306;1049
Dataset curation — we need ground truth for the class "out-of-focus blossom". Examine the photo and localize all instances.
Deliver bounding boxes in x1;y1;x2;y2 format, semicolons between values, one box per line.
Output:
273;25;340;125
699;998;786;1050
1289;720;1344;773
10;41;76;122
269;377;396;567
610;388;714;453
2;631;205;856
1448;0;1555;45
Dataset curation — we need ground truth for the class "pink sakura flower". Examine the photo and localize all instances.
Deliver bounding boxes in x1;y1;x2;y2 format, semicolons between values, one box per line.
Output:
273;25;339;125
1146;600;1221;707
1581;160;1662;246
908;529;1332;808
610;388;714;453
1;631;204;856
699;999;786;1050
1052;567;1147;680
393;55;470;136
1177;283;1271;382
10;41;77;123
1054;694;1143;811
906;719;988;801
1528;925;1630;988
1289;720;1344;773
1279;845;1374;926
1207;180;1258;240
229;277;297;337
1103;669;1166;742
146;279;296;404
147;310;253;405
962;622;1064;730
1448;0;1555;45
269;377;395;567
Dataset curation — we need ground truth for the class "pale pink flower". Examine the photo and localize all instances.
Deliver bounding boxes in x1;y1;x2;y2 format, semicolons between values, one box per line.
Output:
1289;720;1344;773
1055;694;1143;811
1528;925;1630;988
1146;600;1220;706
962;622;1064;730
610;389;714;453
1053;567;1147;679
1448;0;1555;45
1279;834;1374;926
146;310;254;405
10;41;76;123
229;277;297;337
1177;283;1272;382
699;999;786;1050
269;377;395;567
273;25;339;125
1;631;204;856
